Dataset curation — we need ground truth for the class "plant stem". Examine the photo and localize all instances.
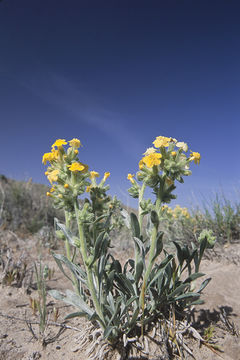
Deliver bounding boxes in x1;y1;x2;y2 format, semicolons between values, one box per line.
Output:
135;182;146;278
74;201;105;327
64;210;79;294
139;187;162;310
138;182;146;232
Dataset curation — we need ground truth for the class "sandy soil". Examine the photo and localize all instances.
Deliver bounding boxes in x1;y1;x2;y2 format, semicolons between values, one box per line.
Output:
0;230;239;360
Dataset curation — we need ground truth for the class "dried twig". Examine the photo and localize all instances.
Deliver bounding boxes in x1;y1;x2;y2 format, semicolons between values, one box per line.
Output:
0;311;81;332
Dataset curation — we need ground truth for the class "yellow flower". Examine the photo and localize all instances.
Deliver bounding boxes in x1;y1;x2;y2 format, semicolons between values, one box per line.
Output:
51;149;60;160
58;194;63;199
64;183;69;188
86;185;92;192
74;149;79;155
127;173;135;184
52;139;67;148
50;186;55;192
69;138;82;148
171;151;177;157
142;153;162;168
176;142;188;152
153;136;171;148
143;147;156;156
190;151;201;165
47;169;59;184
42;152;54;165
68;162;85;172
46;192;52;197
103;172;110;181
139;159;144;170
90;171;99;178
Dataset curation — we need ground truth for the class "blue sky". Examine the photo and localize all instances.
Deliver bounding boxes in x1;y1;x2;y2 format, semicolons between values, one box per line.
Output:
0;0;240;209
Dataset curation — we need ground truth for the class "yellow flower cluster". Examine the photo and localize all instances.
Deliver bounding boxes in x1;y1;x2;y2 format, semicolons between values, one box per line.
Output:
42;138;111;202
142;153;162;168
153;136;171;148
162;204;190;219
68;162;85;172
127;135;200;184
42;138;88;197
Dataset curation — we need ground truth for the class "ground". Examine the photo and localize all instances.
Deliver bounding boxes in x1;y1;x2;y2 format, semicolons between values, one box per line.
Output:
0;230;239;360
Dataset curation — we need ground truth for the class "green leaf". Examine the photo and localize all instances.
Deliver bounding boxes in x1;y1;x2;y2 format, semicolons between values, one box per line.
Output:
148;254;173;288
187;299;205;306
152;231;163;262
174;292;200;301
173;241;184;266
133;237;145;255
65;289;94;317
49;289;94;317
88;232;108;267
52;252;86;284
135;259;144;284
168;283;189;298
197;277;211;293
51;253;74;284
54;218;76;247
150;210;159;227
121;295;138;315
65;311;86;319
114;273;135;296
130;213;140;238
184;272;205;283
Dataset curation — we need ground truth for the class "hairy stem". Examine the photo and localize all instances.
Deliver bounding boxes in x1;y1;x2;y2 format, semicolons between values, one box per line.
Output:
74;201;105;328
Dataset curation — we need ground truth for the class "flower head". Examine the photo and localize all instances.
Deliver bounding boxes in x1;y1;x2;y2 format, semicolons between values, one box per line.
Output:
52;139;67;148
69;138;82;148
68;162;85;172
190;151;201;165
47;169;59;184
153;136;171;148
42;152;54;165
90;171;99;178
142;153;162;168
127;173;135;184
103;172;110;181
176;142;188;152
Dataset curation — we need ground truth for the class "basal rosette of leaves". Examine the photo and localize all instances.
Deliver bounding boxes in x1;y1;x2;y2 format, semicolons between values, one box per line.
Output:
42;136;213;355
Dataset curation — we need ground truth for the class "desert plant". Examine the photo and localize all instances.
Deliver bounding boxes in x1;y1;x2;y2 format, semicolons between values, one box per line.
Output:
42;137;213;358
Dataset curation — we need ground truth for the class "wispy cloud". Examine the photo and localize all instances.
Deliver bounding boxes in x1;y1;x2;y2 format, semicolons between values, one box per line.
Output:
20;70;144;158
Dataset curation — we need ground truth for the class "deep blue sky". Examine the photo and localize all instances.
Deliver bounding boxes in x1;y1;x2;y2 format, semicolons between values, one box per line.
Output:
0;0;240;209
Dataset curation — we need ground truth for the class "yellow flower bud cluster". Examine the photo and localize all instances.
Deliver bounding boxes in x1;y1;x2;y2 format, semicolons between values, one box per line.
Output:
127;135;201;196
42;138;111;211
42;138;90;208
